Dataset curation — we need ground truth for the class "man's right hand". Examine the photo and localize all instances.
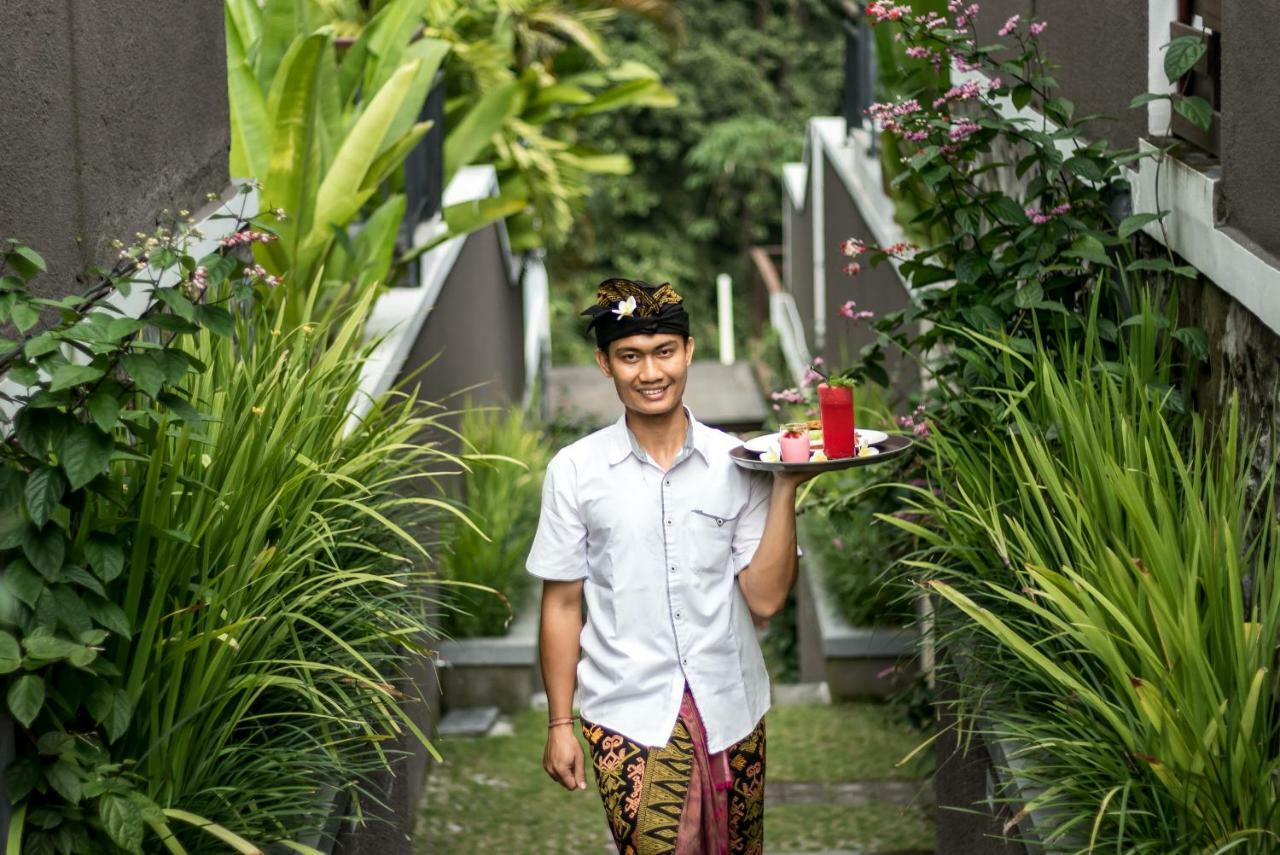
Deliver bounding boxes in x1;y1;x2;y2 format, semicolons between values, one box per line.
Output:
543;726;587;791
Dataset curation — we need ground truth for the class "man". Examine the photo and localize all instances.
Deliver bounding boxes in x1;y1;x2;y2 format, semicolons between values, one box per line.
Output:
527;278;815;854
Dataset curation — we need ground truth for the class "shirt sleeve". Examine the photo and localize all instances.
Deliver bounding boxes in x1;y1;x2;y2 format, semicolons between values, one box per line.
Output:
730;469;803;575
526;451;589;581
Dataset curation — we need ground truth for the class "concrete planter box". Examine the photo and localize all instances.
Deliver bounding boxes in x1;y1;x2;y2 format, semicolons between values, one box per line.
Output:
795;531;917;700
433;590;542;714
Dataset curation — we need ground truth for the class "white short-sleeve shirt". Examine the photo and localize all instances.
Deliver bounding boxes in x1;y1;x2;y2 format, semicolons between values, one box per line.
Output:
526;405;787;752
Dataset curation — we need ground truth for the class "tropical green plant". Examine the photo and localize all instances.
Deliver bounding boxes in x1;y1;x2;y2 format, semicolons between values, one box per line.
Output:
438;404;550;638
225;0;451;329
0;215;273;852
889;306;1280;852
0;202;479;852
548;0;843;365
421;0;679;253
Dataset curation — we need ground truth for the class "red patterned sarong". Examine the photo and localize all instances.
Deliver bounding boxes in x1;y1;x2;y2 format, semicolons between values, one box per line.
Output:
581;685;765;854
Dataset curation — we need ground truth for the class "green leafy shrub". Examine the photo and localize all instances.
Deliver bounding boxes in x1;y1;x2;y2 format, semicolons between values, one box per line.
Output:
892;310;1280;852
0;204;477;852
439;404;550;638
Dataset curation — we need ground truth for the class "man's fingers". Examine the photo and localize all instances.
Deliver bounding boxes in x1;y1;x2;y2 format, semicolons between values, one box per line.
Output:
572;748;586;790
556;762;577;791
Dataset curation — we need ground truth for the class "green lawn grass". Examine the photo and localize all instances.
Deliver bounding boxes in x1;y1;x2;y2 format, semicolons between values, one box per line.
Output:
414;701;935;853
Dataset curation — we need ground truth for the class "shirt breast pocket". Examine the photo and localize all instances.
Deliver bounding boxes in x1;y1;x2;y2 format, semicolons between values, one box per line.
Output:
687;507;739;574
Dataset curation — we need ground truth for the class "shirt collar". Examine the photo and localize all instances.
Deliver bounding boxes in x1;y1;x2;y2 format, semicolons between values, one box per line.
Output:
606;403;708;466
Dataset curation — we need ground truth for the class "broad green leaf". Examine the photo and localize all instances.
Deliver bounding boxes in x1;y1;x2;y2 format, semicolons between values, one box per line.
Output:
24;467;65;528
100;793;145;854
88;687;132;742
1119;212;1165;239
225;3;271;181
5;246;46;281
86;389;121;433
444;80;524;183
47;362;104;393
1175;95;1213;132
264;33;329;259
23;634;82;661
60;422;114;490
4;560;44;608
22;524;65;580
194;304;236;338
1064;155;1105;183
87;597;131;636
10;301;40;333
0;632;20;674
1067;234;1113;267
1130;92;1170;109
1013;282;1044;309
84;534;125;583
1173;326;1209;361
8;675;44;727
1164;35;1206;82
570;78;677;118
120;352;165;398
310;59;427;249
44;760;82;804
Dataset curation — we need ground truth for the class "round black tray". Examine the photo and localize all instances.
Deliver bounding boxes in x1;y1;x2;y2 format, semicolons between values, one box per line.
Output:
729;433;914;473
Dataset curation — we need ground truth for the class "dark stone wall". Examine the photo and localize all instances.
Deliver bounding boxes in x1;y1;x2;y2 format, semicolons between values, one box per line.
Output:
934;682;1032;855
403;224;525;413
1030;0;1148;151
969;0;1147;152
820;159;918;407
0;1;229;300
1220;1;1280;258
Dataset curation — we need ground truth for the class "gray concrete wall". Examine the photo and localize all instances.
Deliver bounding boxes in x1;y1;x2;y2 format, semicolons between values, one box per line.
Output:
0;1;229;300
969;0;1147;152
401;224;524;414
1220;1;1280;258
820;159;918;406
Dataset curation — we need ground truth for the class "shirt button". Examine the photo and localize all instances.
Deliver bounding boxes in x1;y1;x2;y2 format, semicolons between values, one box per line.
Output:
675;611;682;620
681;658;688;666
665;480;671;486
665;519;672;526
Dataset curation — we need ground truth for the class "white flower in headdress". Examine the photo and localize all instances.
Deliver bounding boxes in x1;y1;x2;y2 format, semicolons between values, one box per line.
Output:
611;295;638;319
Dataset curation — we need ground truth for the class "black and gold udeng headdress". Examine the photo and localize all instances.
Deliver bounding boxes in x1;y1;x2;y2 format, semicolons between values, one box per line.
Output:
580;278;691;350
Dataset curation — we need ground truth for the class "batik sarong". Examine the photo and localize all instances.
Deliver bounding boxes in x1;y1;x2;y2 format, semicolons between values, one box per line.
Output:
581;685;765;854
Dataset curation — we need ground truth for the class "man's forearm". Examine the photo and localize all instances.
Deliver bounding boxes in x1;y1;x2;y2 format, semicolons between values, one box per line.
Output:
737;479;800;618
539;580;584;718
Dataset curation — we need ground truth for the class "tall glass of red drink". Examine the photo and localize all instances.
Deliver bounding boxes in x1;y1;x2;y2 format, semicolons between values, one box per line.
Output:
817;382;856;458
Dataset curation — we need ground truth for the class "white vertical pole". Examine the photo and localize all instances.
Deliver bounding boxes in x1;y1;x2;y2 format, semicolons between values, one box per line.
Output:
716;272;735;366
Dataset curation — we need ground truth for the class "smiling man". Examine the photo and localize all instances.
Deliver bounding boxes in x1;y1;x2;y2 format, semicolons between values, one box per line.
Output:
527;278;814;854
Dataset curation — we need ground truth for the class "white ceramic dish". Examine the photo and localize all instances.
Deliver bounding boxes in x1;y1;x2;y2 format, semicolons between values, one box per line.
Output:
743;428;889;454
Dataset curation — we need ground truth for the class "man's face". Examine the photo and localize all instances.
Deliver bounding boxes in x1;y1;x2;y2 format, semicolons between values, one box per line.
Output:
595;333;695;416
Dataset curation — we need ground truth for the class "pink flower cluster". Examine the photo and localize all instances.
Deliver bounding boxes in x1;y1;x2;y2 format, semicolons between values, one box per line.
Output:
843;262;862;276
1029;21;1047;36
1024;201;1072;225
245;263;284;288
949;119;981;142
865;1;908;23
220;230;278;248
839;300;876;322
866;98;923;134
840;238;867;257
896;404;931;439
771;387;806;404
933;80;983;109
998;14;1020;36
189;266;209;299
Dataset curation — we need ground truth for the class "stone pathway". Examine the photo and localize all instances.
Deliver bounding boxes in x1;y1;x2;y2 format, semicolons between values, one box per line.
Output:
427;685;935;854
